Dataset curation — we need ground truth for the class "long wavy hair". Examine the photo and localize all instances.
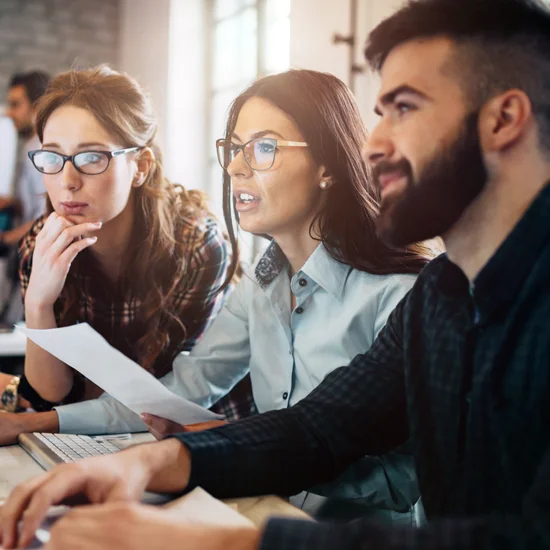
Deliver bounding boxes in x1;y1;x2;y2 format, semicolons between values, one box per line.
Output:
34;66;236;372
221;69;440;275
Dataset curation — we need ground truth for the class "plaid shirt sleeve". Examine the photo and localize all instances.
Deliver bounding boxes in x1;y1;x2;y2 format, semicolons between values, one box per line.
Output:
170;218;229;349
17;215;46;300
171;217;256;422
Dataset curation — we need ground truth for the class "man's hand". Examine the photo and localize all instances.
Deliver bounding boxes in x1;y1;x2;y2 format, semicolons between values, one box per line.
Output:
43;502;261;550
0;438;191;549
140;413;228;440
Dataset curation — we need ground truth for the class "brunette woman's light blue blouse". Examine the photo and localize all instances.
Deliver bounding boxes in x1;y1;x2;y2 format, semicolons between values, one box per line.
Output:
56;242;419;511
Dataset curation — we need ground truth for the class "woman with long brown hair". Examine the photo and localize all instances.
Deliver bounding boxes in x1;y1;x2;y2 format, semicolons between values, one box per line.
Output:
0;66;253;431
138;69;440;523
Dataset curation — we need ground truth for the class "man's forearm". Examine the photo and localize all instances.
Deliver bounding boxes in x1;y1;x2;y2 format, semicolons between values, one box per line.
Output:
141;438;192;494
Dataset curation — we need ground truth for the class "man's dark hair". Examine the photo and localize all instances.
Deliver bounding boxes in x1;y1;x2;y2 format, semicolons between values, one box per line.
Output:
9;70;51;104
365;0;550;149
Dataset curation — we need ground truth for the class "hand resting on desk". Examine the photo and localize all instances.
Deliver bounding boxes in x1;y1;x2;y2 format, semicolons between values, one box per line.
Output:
140;413;227;440
0;410;59;446
0;438;259;550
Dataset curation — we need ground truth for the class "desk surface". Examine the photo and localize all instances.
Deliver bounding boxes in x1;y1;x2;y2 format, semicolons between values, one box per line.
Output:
0;433;309;526
0;443;43;499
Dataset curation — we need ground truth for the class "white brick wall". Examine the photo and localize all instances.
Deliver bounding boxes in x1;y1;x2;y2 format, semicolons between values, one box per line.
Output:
0;0;119;98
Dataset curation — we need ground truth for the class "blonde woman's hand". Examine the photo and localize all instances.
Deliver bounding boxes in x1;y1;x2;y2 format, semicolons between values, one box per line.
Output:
140;413;228;440
24;213;102;311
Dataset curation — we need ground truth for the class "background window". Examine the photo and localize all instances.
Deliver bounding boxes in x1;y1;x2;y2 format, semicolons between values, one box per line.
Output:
206;0;290;261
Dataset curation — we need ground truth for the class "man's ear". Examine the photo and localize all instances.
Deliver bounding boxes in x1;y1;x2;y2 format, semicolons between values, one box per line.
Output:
479;89;533;153
133;147;154;187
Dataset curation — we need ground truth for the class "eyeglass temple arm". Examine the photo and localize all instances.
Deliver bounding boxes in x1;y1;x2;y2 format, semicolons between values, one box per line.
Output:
277;141;308;147
112;147;141;157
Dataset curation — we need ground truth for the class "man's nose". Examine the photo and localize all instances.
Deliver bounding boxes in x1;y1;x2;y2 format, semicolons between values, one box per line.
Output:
363;120;395;167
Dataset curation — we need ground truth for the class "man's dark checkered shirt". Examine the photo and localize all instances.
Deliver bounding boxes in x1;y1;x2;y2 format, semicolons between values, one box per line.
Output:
174;183;550;549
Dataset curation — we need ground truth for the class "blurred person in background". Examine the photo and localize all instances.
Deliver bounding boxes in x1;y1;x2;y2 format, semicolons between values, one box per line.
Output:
0;71;50;325
1;71;50;247
0;109;18;319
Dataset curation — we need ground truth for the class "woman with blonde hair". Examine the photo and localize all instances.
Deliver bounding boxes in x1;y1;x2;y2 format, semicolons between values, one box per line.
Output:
0;66;253;432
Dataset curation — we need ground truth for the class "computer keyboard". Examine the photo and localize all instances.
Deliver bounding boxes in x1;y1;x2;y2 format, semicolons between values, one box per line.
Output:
30;433;120;463
18;432;173;505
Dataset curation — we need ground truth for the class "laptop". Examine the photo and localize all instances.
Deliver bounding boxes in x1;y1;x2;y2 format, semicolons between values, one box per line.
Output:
18;432;172;504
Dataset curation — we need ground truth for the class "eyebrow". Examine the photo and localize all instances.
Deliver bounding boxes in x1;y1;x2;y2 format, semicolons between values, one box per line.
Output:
374;85;430;116
41;142;110;150
232;129;286;142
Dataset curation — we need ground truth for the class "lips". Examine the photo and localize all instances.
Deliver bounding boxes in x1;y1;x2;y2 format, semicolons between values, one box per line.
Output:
60;201;89;215
61;201;88;207
378;171;406;191
233;189;261;213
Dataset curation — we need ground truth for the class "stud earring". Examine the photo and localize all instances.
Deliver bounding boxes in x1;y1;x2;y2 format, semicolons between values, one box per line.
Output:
320;180;328;189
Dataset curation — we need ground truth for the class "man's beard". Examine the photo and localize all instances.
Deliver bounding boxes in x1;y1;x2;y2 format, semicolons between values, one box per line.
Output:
374;112;488;247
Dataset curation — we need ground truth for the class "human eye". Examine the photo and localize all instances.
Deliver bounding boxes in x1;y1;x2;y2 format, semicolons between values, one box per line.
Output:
394;100;417;117
80;152;104;164
256;140;275;154
43;152;60;165
34;151;62;172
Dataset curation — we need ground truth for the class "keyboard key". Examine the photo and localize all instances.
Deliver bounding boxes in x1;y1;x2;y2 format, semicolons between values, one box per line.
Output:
36;432;121;464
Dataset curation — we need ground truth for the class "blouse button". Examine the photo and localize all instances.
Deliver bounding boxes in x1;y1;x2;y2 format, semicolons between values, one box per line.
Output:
298;278;307;287
283;392;289;399
295;307;304;314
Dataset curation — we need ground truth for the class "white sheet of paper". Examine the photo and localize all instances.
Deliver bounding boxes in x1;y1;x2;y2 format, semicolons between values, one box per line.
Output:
164;488;254;527
19;324;223;424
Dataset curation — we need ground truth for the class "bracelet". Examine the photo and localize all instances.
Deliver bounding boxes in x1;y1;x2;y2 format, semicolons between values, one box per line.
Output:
0;375;21;412
18;374;59;412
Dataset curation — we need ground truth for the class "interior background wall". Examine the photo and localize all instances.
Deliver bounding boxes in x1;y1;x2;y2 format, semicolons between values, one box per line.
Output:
0;0;119;96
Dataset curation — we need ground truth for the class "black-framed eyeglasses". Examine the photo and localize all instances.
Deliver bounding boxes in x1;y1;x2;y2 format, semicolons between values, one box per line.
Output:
28;147;142;175
216;138;308;172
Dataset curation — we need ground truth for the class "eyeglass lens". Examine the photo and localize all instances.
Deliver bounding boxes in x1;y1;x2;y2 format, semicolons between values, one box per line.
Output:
218;138;277;171
33;151;110;175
